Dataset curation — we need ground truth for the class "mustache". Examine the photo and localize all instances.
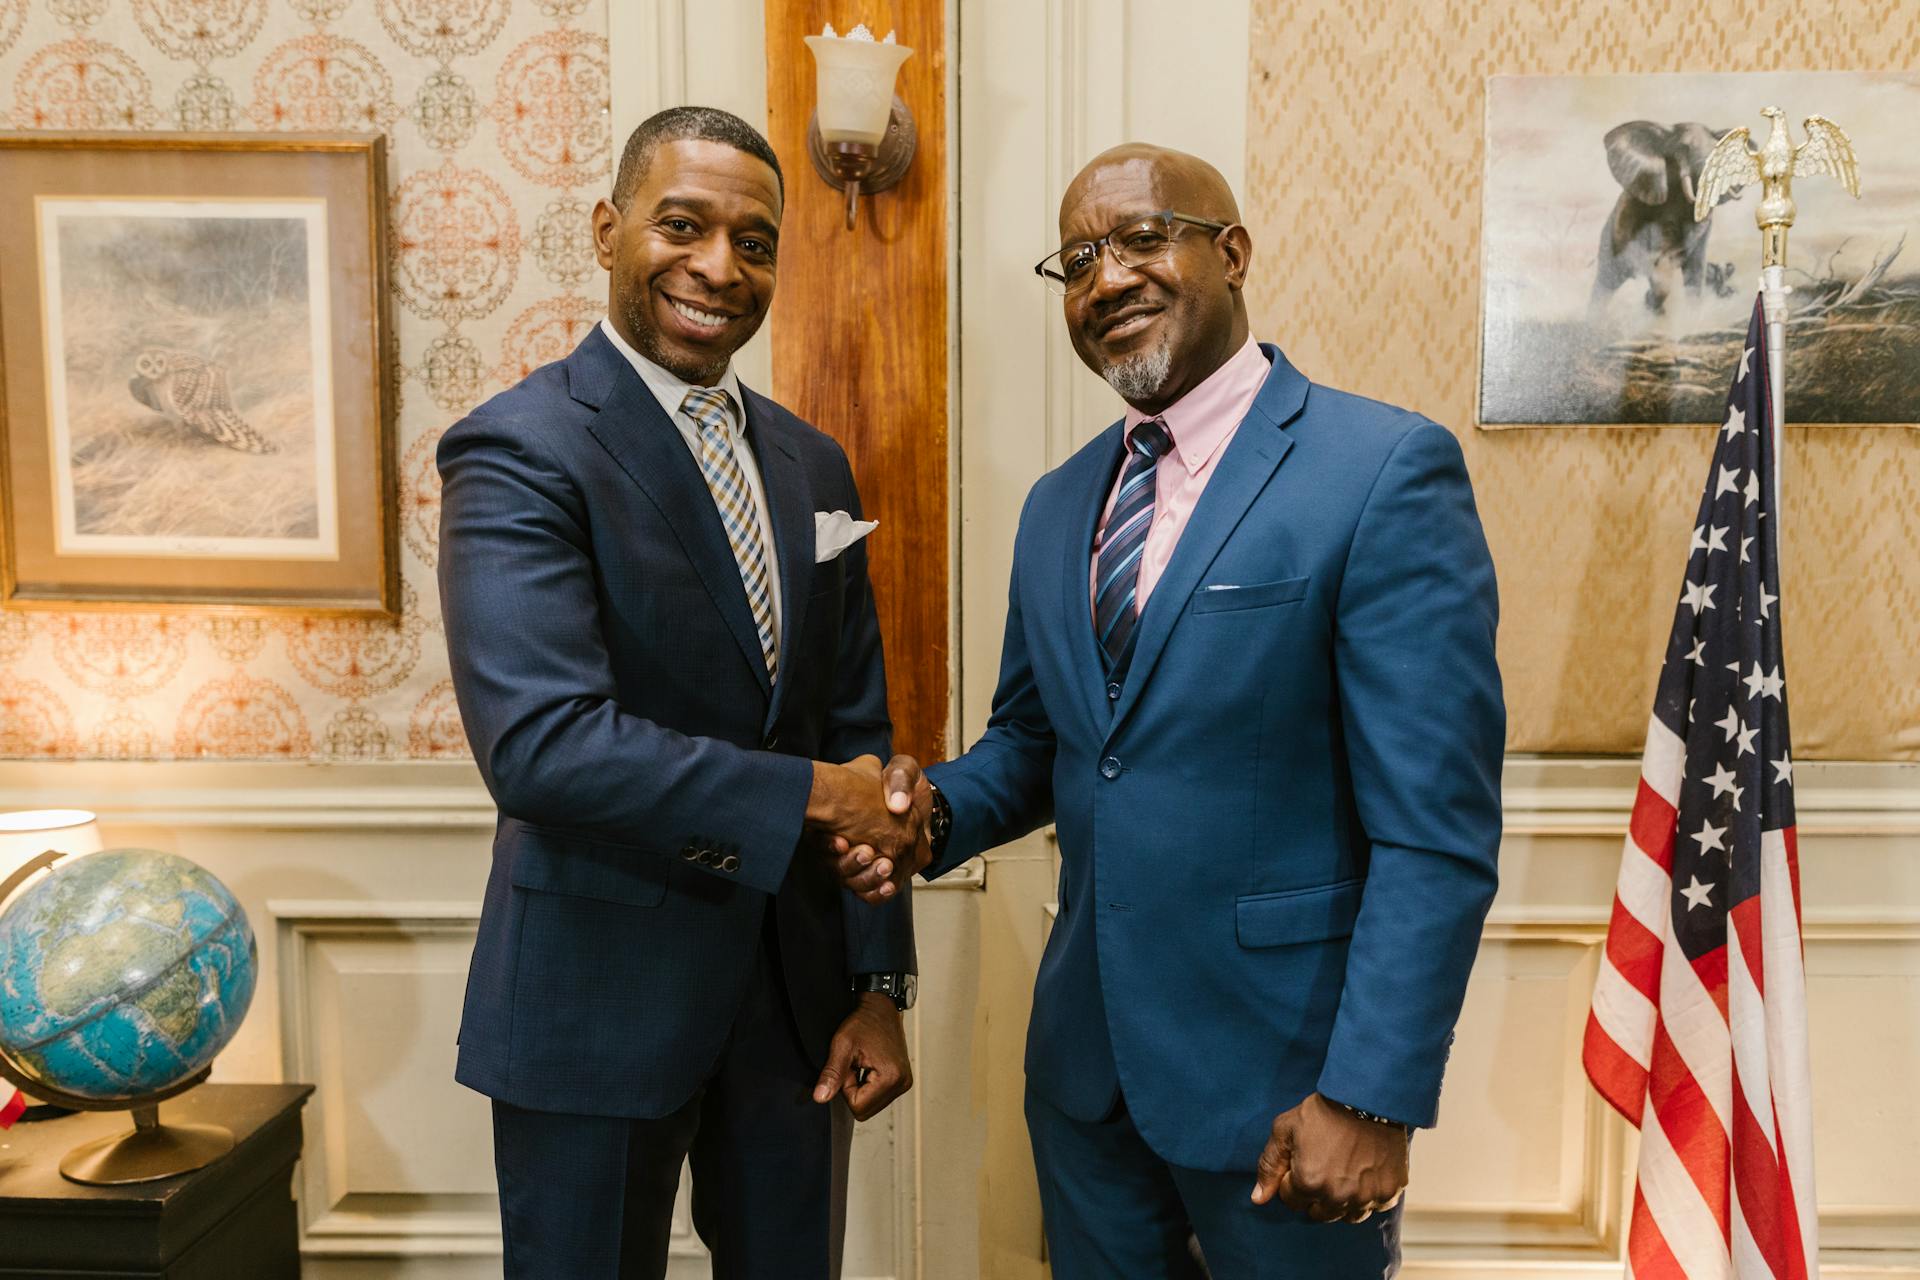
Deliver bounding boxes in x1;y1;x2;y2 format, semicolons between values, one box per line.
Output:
1086;288;1152;326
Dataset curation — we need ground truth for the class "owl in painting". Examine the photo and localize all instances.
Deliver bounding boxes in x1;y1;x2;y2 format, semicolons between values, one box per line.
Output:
127;350;278;455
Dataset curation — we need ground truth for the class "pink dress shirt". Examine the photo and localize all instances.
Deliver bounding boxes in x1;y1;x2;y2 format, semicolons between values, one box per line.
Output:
1090;336;1273;616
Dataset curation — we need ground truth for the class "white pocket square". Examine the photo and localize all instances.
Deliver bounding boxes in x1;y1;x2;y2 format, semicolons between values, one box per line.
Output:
814;509;878;563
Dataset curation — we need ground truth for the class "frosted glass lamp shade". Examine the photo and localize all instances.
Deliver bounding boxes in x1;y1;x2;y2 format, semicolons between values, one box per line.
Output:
0;809;102;905
805;34;913;146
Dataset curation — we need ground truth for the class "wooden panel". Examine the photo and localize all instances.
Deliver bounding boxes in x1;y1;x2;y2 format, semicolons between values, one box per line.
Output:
765;0;950;764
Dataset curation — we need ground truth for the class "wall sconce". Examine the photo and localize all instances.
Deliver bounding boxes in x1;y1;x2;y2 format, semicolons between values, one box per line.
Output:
804;23;915;231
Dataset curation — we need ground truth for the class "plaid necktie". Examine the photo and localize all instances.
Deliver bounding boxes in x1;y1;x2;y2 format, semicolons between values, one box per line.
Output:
682;387;779;680
1092;417;1174;669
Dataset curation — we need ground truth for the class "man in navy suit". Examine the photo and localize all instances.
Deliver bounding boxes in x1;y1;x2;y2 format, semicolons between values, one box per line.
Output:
846;144;1504;1276
438;107;927;1279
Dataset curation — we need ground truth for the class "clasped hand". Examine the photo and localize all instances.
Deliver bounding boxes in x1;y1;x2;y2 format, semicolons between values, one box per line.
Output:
1251;1093;1409;1224
805;753;932;904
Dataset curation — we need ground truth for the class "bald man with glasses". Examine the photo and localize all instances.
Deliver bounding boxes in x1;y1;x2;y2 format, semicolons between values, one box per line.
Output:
846;143;1505;1277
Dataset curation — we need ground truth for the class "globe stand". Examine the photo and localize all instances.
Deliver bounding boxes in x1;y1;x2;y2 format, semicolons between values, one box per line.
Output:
58;1101;235;1185
0;849;233;1186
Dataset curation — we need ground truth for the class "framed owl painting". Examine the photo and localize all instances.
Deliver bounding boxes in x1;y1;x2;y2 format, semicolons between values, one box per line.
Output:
0;133;396;617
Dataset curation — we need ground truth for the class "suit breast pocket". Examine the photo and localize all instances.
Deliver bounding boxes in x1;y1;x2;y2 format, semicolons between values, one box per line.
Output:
1190;575;1310;615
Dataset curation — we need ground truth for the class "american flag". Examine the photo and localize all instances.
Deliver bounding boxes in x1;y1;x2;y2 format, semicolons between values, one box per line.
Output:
1584;294;1817;1279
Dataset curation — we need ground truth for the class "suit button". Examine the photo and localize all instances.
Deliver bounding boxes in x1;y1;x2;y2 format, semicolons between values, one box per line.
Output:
721;854;740;873
1106;682;1122;700
681;846;699;861
697;849;714;865
1099;757;1121;780
764;732;780;750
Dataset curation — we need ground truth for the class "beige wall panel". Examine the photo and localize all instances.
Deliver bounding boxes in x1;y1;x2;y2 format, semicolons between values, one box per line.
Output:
1405;929;1622;1254
1242;1;1920;758
1804;926;1920;1253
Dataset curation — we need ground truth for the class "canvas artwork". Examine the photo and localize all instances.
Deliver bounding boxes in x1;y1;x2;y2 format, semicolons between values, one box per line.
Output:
1480;71;1920;427
38;199;339;559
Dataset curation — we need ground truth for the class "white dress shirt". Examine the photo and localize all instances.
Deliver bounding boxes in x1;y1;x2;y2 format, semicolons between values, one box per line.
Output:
598;317;783;645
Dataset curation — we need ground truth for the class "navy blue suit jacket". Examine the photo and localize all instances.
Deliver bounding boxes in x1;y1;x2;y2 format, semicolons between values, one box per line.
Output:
439;327;914;1119
925;345;1503;1171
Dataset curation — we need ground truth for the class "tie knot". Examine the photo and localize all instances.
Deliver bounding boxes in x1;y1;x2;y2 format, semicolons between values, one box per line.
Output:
1129;418;1173;461
681;386;736;435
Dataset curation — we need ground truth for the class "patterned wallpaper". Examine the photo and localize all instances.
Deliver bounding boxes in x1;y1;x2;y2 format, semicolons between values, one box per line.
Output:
0;0;609;759
1242;1;1920;759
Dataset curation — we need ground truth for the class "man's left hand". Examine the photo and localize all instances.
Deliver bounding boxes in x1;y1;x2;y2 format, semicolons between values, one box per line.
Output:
1251;1092;1409;1223
812;994;913;1121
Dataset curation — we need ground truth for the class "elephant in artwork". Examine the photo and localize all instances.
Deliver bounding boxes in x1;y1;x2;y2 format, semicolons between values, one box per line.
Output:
1590;120;1741;315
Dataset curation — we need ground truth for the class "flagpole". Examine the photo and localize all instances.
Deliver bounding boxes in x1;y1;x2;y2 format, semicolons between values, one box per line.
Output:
1760;263;1788;546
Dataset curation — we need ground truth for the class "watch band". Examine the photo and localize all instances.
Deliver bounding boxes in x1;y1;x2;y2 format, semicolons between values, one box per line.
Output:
926;782;953;860
1328;1098;1411;1133
852;971;917;1011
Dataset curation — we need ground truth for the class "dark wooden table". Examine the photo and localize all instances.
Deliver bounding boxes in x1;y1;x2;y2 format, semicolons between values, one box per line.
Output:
0;1083;313;1279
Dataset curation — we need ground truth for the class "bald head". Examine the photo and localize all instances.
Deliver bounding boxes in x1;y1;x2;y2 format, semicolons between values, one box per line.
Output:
1053;144;1252;415
1061;144;1241;236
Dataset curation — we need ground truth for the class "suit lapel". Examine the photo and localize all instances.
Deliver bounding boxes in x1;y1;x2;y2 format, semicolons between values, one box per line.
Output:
741;387;813;734
1106;345;1309;736
1060;423;1128;733
573;331;773;697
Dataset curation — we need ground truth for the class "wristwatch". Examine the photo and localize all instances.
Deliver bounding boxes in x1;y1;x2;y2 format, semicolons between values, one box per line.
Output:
852;971;917;1011
1327;1097;1411;1134
926;782;953;861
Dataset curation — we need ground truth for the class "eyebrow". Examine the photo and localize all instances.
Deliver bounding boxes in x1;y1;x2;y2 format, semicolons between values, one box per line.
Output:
652;194;780;243
1055;208;1163;252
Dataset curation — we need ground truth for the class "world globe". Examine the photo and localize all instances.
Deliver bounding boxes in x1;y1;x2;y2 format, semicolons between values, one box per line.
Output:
0;848;256;1103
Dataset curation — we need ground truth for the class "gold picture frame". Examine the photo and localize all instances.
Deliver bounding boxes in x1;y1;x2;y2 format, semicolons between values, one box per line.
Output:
0;132;396;617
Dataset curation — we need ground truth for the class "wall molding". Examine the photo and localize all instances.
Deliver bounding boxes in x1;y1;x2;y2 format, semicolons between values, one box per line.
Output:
275;903;497;1261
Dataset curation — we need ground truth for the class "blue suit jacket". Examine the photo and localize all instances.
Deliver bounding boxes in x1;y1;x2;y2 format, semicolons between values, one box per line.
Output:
439;328;914;1119
926;345;1502;1171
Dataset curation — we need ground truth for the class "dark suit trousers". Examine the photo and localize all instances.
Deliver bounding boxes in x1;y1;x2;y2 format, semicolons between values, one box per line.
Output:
491;913;854;1279
1026;1088;1402;1280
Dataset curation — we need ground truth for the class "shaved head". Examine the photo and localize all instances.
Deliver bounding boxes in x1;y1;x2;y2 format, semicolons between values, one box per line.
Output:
1060;143;1242;236
1053;144;1253;414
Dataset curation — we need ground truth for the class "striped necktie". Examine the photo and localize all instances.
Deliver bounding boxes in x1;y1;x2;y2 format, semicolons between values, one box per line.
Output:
681;386;779;680
1092;417;1175;669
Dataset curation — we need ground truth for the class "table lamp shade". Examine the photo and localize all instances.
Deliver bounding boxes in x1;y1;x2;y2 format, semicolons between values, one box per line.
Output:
0;810;103;905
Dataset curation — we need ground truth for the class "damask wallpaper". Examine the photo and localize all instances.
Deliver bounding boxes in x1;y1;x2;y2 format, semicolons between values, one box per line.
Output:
0;0;608;759
1242;1;1920;759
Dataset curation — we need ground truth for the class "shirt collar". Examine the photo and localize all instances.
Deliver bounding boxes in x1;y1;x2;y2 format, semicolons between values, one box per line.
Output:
599;317;746;435
1123;336;1271;475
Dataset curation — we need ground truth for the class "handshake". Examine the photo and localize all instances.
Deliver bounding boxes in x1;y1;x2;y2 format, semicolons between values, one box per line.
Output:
805;754;934;905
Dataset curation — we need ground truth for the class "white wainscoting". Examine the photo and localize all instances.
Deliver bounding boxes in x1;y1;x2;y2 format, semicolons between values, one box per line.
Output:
0;760;985;1280
1397;757;1920;1279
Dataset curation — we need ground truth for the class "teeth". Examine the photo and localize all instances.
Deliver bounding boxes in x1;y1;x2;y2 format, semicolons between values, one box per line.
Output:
670;299;729;328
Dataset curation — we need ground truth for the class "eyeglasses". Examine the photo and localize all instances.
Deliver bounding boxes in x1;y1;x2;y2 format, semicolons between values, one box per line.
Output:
1033;210;1231;296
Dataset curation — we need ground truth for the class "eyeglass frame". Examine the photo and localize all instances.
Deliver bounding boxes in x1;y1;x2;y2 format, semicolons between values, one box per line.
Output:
1032;210;1233;295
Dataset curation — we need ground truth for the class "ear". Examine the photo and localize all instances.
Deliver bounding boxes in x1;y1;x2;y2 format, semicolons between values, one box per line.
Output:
1603;121;1671;205
591;197;621;272
1671;122;1724;177
1219;224;1253;291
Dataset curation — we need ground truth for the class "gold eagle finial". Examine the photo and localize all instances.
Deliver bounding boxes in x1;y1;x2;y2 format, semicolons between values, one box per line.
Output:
1694;107;1860;267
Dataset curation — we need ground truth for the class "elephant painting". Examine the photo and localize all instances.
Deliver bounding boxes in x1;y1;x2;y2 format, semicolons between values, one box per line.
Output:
1590;120;1741;315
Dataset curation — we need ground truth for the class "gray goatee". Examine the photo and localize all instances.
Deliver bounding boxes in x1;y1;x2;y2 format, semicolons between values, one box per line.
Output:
1100;334;1173;403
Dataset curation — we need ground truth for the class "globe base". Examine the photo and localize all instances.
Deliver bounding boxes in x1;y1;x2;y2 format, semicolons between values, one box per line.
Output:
59;1104;235;1185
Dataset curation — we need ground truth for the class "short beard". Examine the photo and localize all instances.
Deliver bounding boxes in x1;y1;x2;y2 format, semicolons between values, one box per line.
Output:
620;290;733;385
1099;334;1173;404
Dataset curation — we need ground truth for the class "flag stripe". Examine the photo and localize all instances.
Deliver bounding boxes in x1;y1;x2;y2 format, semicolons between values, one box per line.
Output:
1639;1107;1734;1279
1629;1183;1692;1280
